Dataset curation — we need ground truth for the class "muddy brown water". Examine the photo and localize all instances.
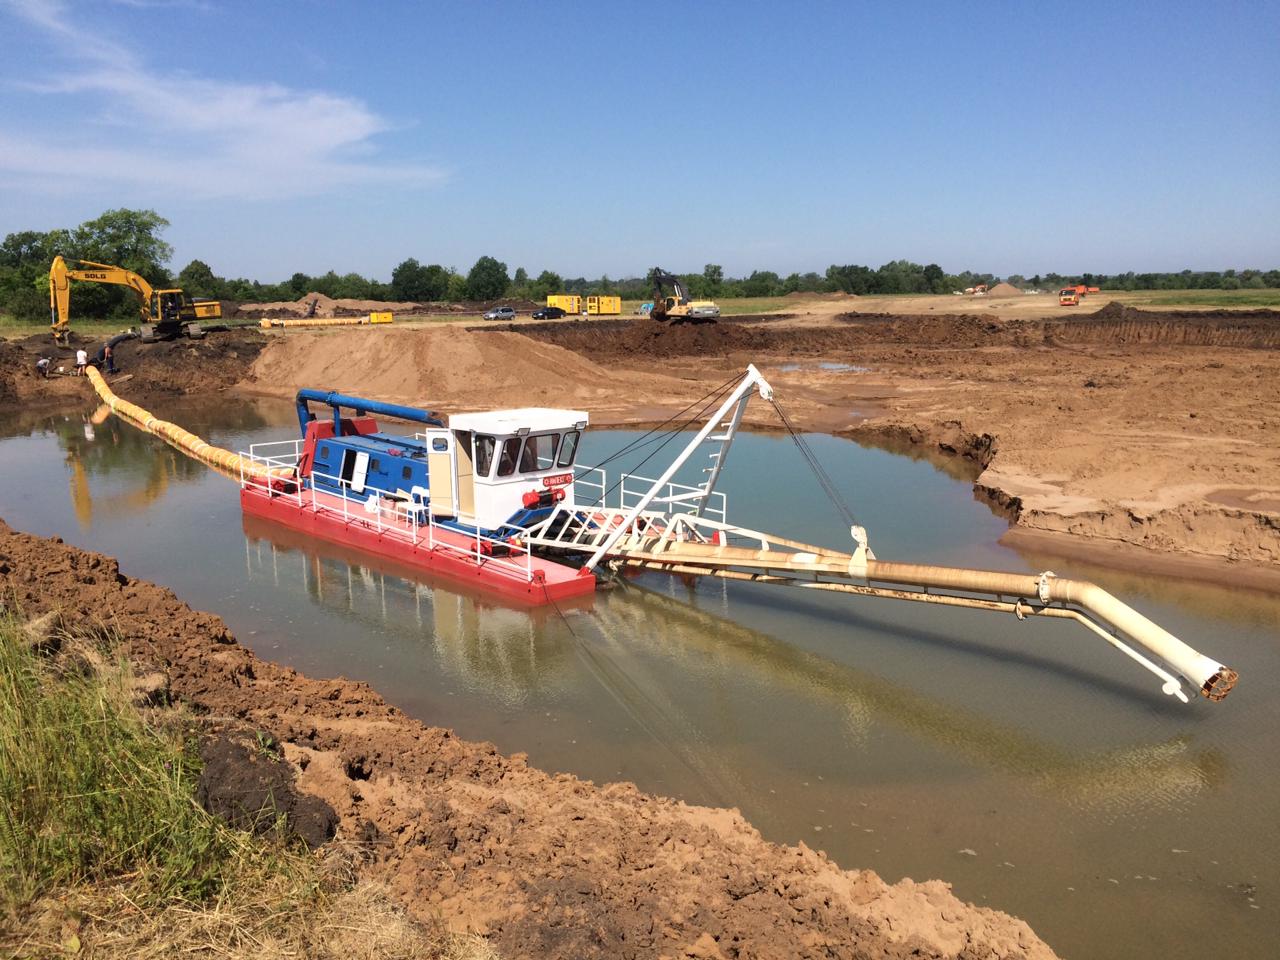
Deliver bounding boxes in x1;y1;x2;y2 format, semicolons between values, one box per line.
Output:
1;399;1276;959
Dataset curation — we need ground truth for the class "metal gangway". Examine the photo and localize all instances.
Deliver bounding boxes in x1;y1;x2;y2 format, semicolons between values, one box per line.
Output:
521;365;1238;705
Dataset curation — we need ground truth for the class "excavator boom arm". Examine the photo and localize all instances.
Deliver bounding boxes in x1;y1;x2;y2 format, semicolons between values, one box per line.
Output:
49;256;155;342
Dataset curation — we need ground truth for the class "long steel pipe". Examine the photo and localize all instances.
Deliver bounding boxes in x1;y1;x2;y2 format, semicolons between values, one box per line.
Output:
613;545;1238;702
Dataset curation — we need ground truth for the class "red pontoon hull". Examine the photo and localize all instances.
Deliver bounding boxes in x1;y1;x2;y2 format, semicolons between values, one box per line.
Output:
240;485;596;607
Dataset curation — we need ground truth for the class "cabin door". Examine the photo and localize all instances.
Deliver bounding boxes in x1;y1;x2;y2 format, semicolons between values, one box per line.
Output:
425;430;456;517
453;430;476;519
348;451;370;494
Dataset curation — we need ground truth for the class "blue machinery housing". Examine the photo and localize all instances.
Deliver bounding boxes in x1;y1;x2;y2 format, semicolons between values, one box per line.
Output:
295;388;443;435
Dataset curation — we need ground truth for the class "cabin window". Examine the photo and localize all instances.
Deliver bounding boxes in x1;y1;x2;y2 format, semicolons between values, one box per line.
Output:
474;435;496;476
557;431;580;467
497;438;521;477
371;458;380;472
319;445;330;459
401;465;412;480
519;433;559;472
432;438;448;452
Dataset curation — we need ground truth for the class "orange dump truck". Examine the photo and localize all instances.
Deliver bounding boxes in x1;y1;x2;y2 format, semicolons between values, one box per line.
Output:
1059;284;1100;305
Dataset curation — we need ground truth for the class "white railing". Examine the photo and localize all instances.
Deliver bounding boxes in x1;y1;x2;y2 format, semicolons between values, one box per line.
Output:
619;473;727;524
238;449;534;584
573;466;607;508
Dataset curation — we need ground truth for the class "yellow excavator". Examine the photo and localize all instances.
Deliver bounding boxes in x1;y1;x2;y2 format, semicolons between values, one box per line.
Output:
49;255;222;345
647;268;720;324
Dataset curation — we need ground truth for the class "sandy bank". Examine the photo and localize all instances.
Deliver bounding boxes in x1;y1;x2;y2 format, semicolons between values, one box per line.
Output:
0;518;1055;959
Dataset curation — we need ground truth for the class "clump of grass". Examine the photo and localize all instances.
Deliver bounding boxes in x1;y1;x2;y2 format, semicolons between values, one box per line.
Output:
0;611;498;958
0;612;252;906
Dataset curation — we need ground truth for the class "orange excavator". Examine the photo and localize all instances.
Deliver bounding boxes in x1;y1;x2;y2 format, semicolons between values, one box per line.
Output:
49;255;221;345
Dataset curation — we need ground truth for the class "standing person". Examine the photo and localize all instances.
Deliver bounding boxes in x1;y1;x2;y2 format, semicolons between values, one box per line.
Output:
75;347;88;376
103;343;116;374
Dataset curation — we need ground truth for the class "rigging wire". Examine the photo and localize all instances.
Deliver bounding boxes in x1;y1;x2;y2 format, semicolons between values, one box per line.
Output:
593;379;742;505
767;394;860;531
582;372;742;473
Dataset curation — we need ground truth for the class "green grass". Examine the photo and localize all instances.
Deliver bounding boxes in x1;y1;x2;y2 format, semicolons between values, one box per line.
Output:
0;615;256;907
1107;288;1280;309
0;611;499;958
0;315;137;341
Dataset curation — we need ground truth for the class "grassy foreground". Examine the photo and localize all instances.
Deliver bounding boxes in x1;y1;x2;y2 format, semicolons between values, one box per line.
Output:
0;612;494;959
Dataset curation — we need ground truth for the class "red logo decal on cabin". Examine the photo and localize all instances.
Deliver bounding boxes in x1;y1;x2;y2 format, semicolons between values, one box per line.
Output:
544;473;574;487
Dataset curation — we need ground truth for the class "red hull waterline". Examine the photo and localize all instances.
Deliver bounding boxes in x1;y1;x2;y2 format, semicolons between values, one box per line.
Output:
240;486;597;607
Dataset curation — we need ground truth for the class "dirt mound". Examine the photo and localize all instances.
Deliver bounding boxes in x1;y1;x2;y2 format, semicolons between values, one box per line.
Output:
0;328;265;409
247;325;622;410
1048;303;1280;348
986;282;1023;298
508;314;1037;361
232;292;427;320
0;518;1056;959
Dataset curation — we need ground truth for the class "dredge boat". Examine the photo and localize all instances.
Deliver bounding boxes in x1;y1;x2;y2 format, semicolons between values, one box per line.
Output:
239;389;596;604
234;366;1237;705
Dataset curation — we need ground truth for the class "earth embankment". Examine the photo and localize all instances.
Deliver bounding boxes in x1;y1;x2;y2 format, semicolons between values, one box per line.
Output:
0;518;1056;959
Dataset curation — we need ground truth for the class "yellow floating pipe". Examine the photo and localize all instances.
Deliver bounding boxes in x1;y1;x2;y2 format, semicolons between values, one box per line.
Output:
258;314;393;329
84;366;293;487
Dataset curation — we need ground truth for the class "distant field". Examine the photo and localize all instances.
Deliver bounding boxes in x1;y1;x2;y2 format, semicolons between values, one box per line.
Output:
1106;289;1280;309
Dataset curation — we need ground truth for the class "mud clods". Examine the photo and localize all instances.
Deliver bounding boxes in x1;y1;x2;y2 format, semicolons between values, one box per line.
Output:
197;729;338;848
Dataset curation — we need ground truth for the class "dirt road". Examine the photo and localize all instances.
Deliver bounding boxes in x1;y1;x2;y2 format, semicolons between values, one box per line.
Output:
0;519;1056;959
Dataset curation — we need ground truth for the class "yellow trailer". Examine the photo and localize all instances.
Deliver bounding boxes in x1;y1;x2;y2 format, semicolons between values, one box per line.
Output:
547;294;581;314
587;295;621;316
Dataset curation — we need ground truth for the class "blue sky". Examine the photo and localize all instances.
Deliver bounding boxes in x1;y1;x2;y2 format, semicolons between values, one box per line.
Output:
1;0;1277;281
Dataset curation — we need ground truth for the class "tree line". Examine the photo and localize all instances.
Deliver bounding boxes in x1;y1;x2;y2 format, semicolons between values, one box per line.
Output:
2;209;1277;323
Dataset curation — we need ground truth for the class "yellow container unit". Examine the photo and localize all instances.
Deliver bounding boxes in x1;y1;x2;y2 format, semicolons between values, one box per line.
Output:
587;295;621;316
547;294;582;314
369;311;393;323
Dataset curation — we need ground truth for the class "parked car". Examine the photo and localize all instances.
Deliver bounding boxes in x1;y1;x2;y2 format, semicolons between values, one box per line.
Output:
531;306;567;320
688;303;721;319
483;306;516;321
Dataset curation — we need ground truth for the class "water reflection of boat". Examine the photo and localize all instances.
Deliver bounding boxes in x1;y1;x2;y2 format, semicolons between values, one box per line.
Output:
242;513;590;705
241;511;1224;814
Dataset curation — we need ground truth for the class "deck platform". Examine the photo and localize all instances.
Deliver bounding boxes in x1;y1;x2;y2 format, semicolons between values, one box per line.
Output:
240;484;596;606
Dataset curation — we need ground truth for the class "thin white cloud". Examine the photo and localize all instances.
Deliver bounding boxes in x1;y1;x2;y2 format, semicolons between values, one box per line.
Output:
0;0;445;200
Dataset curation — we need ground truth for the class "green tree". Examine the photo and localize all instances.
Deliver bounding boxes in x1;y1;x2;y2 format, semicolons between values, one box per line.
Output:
446;270;468;302
71;209;173;285
703;263;723;297
177;259;222;299
513;267;529;285
530;269;563;300
465;256;510;300
288;272;312;297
